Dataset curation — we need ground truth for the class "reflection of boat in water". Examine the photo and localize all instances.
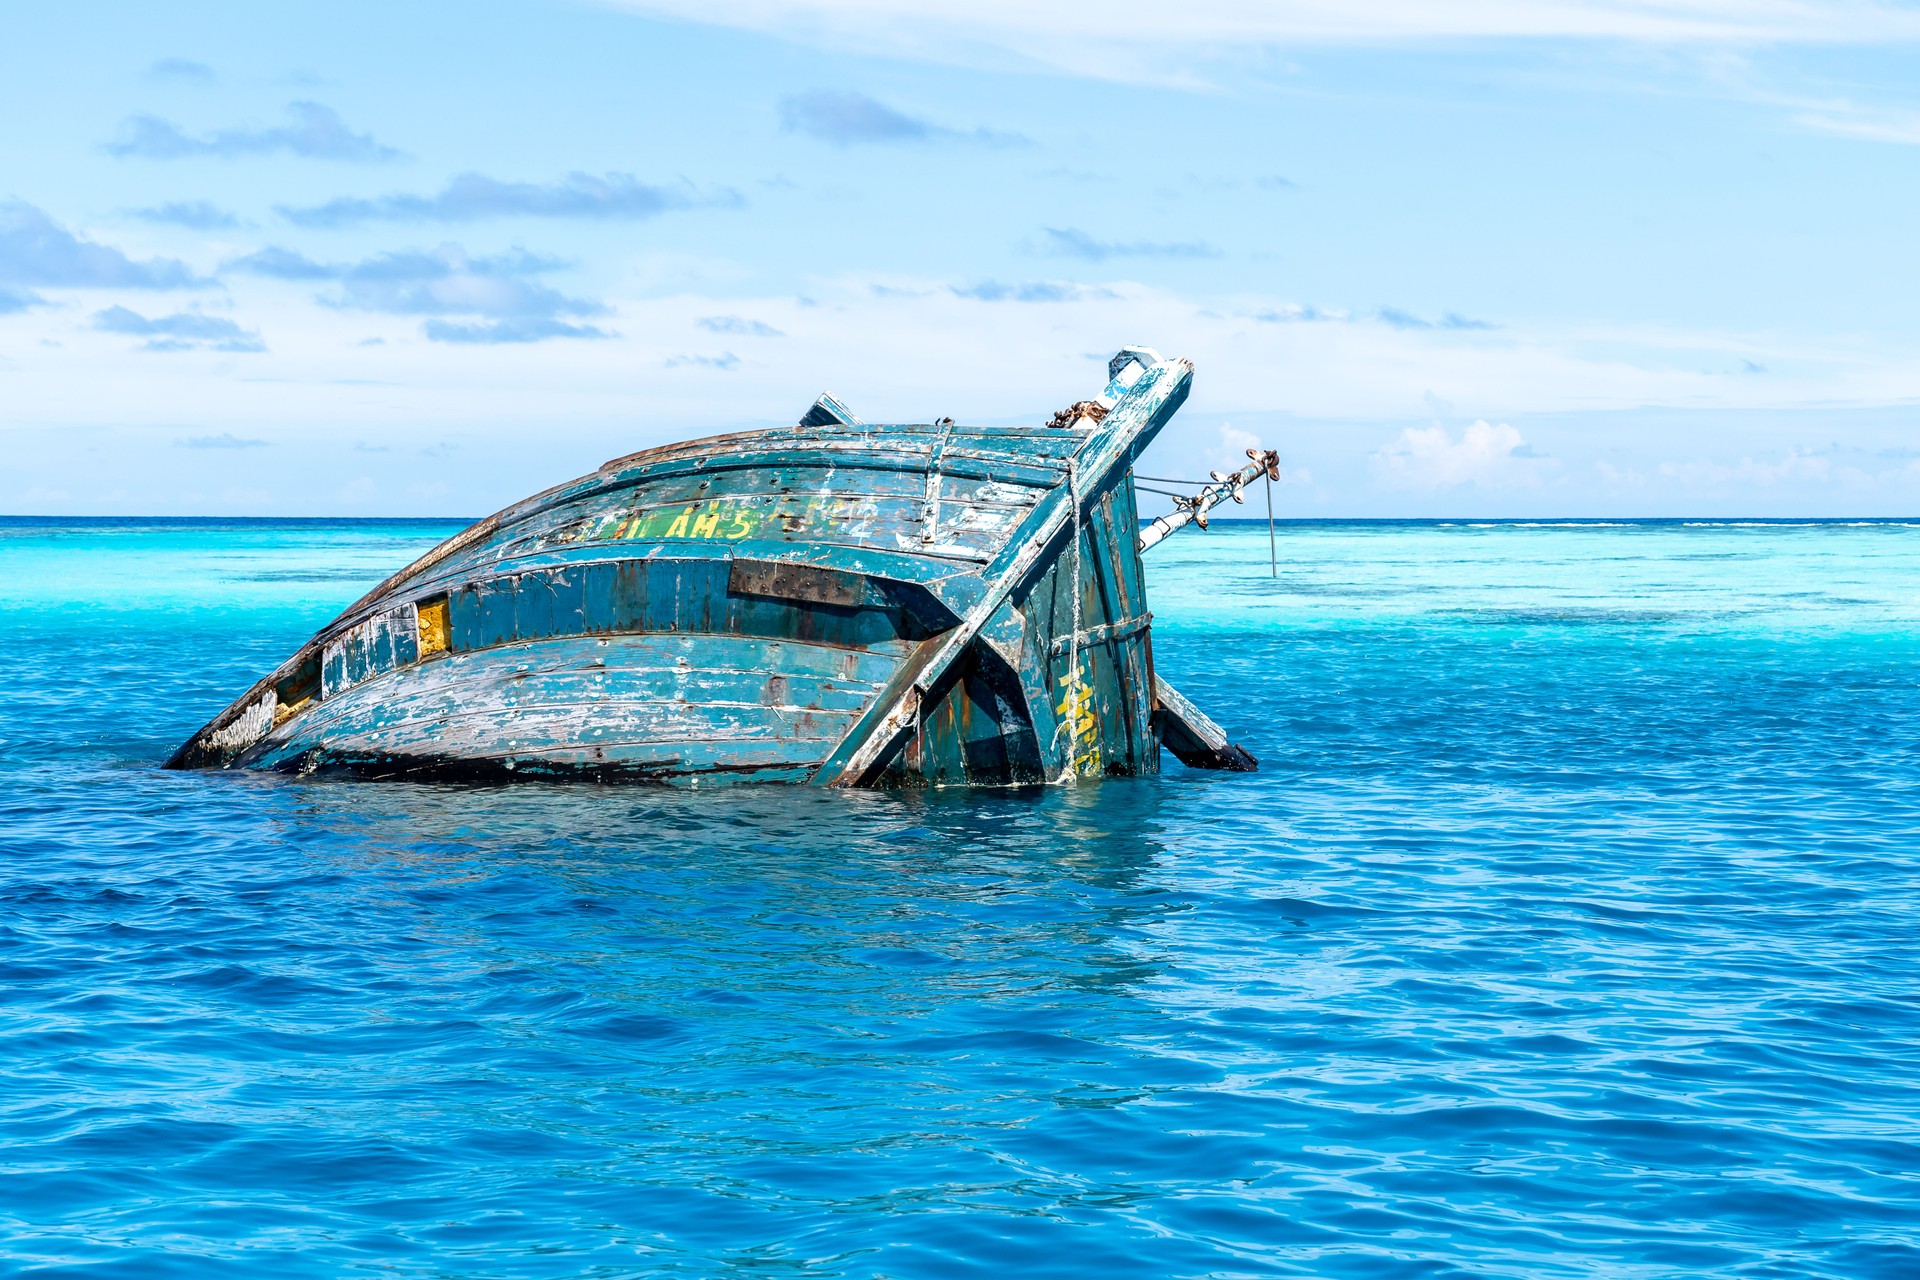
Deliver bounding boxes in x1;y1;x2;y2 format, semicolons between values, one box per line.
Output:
168;346;1264;787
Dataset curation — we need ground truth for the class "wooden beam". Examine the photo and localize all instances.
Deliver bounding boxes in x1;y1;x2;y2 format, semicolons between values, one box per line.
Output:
1152;676;1257;772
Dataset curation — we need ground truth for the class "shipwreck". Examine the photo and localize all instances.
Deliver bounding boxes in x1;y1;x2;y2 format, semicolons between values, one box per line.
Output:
168;346;1268;787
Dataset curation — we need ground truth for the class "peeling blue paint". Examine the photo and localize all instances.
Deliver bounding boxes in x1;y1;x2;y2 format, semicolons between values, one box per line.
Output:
167;348;1256;787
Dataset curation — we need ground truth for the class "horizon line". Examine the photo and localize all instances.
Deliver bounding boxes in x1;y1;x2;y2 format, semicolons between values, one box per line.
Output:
7;514;1920;525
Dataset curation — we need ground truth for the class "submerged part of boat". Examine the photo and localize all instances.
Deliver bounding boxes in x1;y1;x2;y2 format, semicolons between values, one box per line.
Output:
167;346;1259;787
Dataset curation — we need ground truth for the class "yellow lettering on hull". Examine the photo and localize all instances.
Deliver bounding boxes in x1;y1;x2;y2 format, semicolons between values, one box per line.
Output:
1054;662;1103;776
558;490;890;548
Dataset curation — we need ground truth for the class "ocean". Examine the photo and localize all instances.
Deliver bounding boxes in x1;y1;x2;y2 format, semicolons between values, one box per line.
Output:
2;516;1916;1278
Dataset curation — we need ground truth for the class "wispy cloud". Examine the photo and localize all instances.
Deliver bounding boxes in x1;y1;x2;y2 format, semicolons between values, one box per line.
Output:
607;2;1920;84
425;318;611;344
93;305;265;353
779;89;1025;146
131;200;240;230
1252;302;1495;330
698;315;782;335
1036;226;1218;261
148;58;215;84
950;279;1115;302
1784;95;1920;143
1254;304;1344;323
105;102;399;161
1378;307;1498;331
666;352;742;369
0;201;208;289
0;286;43;314
224;246;335;279
226;244;611;344
178;433;269;449
1670;57;1920;152
277;171;732;227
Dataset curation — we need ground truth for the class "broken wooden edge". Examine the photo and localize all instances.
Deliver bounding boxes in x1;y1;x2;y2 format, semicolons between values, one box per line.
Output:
1152;675;1258;772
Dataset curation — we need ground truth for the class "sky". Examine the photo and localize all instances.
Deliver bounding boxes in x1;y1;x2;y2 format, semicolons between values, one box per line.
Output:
4;0;1920;517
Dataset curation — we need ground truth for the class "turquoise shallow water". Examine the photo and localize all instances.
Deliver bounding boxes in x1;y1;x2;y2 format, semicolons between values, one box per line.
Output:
2;516;1918;1278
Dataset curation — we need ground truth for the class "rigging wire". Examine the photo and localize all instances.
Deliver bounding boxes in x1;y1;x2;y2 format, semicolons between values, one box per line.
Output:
1266;469;1277;577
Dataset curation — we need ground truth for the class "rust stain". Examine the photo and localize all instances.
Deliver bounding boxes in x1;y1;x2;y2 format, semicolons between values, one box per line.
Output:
1046;401;1109;430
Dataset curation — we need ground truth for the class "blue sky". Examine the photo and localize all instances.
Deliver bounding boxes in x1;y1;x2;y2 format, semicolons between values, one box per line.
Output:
4;0;1920;516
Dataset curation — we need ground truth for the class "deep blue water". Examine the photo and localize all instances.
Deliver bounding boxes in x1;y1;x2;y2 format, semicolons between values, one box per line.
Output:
2;517;1918;1278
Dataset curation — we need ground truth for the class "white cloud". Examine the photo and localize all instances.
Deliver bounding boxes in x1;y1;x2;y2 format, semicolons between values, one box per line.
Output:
1218;423;1262;468
598;1;1920;80
334;475;378;504
1373;420;1554;490
1785;97;1920;144
7;270;1919;489
1654;448;1857;486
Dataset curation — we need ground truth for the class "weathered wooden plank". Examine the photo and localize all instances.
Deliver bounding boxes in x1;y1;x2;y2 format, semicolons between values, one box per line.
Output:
534;489;1019;564
394;540;983;617
729;558;865;608
242;632;902;777
595;443;1072;498
1028;517;1143;780
321;603;418;701
1152;676;1257;772
800;391;862;427
416;560;915;655
1085;490;1152;771
599;425;1082;478
991;599;1066;781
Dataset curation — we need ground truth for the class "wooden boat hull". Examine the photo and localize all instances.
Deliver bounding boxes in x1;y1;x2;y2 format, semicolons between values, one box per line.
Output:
168;348;1254;787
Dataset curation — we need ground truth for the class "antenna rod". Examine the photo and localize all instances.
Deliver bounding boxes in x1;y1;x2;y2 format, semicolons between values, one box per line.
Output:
1138;448;1281;552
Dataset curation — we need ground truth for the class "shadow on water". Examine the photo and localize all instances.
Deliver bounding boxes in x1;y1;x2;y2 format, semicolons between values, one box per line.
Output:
328;781;1171;1000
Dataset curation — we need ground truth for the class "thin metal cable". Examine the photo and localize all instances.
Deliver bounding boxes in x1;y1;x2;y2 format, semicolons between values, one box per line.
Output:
1267;470;1277;577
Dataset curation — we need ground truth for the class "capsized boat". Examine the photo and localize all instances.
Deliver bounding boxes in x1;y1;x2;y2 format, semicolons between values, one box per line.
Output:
167;346;1265;787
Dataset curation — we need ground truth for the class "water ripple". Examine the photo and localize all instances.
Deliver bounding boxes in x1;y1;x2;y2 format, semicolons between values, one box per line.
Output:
1;519;1918;1277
